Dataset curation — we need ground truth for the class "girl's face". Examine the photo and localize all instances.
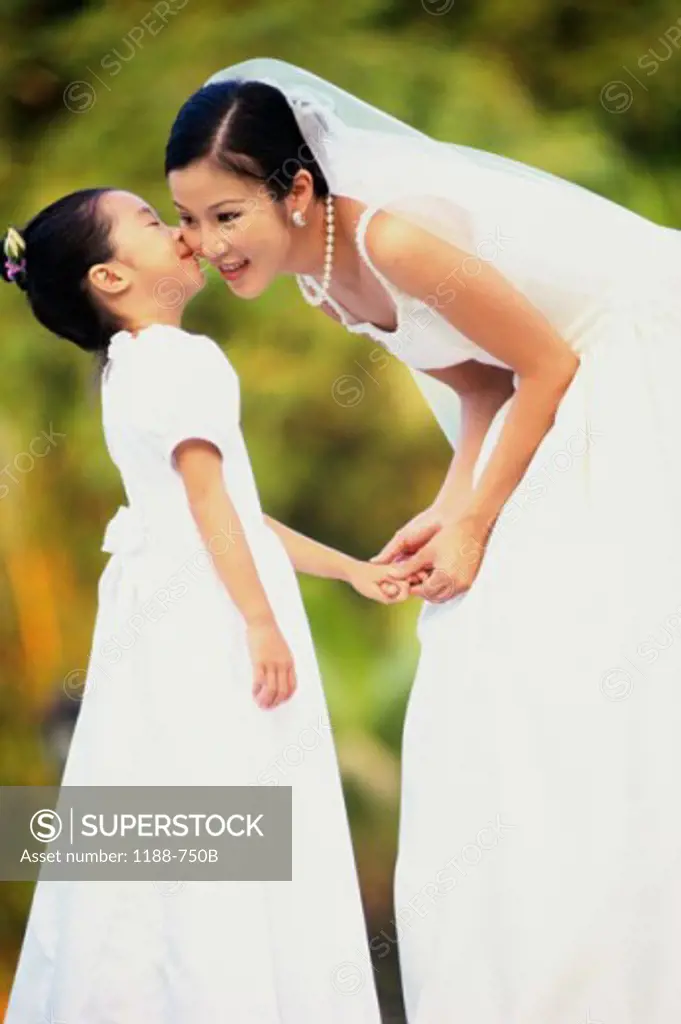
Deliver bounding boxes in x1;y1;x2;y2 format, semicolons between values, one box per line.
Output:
168;159;301;299
97;190;205;305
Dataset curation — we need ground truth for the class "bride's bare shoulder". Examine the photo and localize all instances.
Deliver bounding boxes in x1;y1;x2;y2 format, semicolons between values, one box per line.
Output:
361;208;463;294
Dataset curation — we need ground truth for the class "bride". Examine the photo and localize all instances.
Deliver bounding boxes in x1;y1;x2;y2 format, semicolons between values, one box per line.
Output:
165;58;681;1023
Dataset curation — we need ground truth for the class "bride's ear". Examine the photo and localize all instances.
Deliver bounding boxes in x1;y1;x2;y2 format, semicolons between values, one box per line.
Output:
286;169;315;217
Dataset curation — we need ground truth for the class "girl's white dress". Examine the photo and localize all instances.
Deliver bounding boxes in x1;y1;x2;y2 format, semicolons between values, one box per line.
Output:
298;204;681;1024
4;325;381;1024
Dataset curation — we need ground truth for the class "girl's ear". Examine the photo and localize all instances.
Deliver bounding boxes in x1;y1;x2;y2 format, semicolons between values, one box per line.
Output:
87;262;130;298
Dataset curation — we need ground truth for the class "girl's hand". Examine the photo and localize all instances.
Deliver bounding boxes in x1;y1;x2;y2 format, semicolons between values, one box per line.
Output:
389;516;491;603
246;617;297;709
346;560;412;604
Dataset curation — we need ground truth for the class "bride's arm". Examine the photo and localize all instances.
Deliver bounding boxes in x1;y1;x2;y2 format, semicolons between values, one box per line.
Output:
372;361;514;564
426;361;516;519
365;212;580;542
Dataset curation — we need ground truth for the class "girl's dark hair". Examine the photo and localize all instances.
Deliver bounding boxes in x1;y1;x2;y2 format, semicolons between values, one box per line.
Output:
165;80;329;199
0;187;123;358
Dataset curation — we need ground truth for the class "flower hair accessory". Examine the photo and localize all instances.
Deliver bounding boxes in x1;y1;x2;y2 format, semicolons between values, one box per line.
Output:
3;226;27;282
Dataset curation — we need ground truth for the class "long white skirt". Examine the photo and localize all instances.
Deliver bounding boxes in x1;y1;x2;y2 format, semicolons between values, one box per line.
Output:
396;292;681;1023
5;525;381;1024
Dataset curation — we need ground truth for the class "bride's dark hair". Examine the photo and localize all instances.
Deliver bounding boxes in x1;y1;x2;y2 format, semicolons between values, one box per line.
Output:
164;81;329;199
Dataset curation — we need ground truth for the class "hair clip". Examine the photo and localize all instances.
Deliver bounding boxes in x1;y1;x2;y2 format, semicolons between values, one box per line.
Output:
5;257;26;281
4;226;27;283
4;226;26;262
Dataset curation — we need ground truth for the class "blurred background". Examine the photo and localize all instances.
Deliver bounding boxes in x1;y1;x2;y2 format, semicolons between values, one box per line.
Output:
2;0;681;1019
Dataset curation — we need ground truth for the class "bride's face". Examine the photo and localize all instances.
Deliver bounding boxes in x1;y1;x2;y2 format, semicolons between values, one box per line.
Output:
168;159;295;299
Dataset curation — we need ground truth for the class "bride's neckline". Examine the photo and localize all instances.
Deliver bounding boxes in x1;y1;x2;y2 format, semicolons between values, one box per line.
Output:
296;203;401;338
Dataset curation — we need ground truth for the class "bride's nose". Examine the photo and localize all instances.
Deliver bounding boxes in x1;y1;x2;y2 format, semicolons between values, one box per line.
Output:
200;227;229;262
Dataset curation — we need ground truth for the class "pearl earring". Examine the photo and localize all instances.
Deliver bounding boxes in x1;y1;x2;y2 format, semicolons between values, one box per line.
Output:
292;210;307;228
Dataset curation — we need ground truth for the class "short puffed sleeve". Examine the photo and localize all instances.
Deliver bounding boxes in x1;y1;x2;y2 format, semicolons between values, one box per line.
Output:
108;325;240;466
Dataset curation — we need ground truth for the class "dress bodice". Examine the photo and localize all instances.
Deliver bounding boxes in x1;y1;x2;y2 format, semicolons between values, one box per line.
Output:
102;325;268;553
296;205;511;373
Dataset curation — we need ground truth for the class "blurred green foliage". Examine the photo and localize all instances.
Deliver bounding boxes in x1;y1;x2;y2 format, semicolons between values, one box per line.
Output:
1;0;680;1016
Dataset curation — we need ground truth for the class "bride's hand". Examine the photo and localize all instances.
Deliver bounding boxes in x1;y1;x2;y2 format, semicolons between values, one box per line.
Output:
388;516;491;603
345;559;412;604
369;504;447;566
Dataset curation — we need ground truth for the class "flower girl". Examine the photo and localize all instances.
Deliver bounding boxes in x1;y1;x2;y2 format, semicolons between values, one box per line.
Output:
1;188;406;1024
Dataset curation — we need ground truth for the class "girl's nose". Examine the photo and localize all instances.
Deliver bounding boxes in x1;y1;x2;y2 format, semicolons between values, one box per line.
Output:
174;228;194;259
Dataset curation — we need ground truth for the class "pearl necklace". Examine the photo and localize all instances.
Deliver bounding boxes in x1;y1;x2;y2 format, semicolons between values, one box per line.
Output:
300;194;335;306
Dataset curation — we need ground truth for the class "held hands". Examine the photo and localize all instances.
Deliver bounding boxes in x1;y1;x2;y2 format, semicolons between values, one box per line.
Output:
345;559;412;604
371;505;490;603
371;504;446;568
246;617;297;710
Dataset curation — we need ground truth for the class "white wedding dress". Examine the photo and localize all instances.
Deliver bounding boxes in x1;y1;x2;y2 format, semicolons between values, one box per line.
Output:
4;325;381;1024
297;201;681;1024
200;55;681;1023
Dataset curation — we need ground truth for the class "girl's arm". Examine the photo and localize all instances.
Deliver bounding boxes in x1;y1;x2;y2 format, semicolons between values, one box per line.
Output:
175;441;408;619
174;439;294;710
263;515;357;581
175;440;275;624
264;515;411;604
